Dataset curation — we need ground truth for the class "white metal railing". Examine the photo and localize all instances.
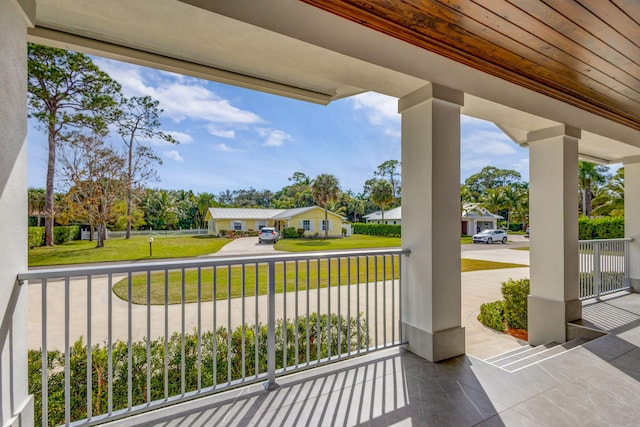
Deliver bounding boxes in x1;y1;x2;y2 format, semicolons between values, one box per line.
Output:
18;248;408;426
579;238;632;300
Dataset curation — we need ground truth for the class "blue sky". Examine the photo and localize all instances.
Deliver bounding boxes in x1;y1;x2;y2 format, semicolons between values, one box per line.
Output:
27;58;531;195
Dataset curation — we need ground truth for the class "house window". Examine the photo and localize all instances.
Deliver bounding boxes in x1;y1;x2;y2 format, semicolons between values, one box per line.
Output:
302;220;311;231
321;220;329;231
233;221;242;231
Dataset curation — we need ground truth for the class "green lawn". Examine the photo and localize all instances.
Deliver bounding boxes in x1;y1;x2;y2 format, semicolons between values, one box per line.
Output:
28;235;231;267
113;256;527;305
274;234;401;251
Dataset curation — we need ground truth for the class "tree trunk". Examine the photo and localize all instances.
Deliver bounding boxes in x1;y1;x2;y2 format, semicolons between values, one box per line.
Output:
381;206;385;223
125;134;134;239
96;223;105;248
44;126;57;246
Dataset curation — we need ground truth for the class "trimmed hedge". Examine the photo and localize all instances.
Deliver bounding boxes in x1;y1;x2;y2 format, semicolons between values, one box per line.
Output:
477;301;505;332
352;223;401;237
501;278;530;330
281;227;298;238
29;313;369;426
579;217;624;240
28;225;81;248
28;227;45;249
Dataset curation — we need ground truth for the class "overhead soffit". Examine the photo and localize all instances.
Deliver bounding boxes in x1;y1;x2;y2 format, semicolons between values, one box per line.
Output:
302;0;640;132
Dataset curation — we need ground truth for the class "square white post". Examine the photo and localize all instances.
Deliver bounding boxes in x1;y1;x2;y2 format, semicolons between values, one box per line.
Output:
527;125;581;346
0;0;34;425
399;84;465;362
624;161;640;292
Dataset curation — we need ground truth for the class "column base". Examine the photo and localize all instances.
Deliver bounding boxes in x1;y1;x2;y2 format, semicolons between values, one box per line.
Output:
629;278;640;293
528;296;581;346
403;323;465;362
6;394;33;427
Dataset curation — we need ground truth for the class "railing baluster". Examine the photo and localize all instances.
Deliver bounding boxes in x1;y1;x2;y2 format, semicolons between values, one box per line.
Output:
366;256;370;352
316;259;321;363
87;275;92;420
108;274;113;415
337;257;341;358
127;272;133;410
255;263;259;379
594;242;601;300
374;256;378;349
197;266;202;391
283;261;287;370
41;278;48;427
227;266;231;384
383;255;387;347
213;266;217;388
357;257;361;355
241;264;246;381
306;259;310;365
327;258;331;361
164;270;169;400
147;270;151;404
265;261;278;390
347;257;351;356
295;260;299;367
181;268;186;395
65;276;70;425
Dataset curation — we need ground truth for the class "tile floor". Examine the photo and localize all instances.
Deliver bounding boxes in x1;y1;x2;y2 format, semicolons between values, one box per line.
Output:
109;293;640;427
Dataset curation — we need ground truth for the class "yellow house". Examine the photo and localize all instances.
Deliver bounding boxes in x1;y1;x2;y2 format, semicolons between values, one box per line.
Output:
205;206;349;237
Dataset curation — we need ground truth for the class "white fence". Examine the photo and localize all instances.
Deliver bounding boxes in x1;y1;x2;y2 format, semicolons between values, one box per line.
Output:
579;238;632;300
106;229;209;239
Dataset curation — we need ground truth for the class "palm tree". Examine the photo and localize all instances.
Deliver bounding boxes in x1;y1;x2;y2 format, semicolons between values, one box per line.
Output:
578;161;609;218
499;186;525;231
370;179;393;222
311;174;341;238
592;167;624;217
478;188;504;215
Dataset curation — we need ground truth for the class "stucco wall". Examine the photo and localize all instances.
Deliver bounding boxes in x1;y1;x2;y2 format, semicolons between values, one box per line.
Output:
0;1;32;424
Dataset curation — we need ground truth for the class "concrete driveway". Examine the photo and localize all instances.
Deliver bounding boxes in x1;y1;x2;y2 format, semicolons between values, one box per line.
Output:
212;236;278;256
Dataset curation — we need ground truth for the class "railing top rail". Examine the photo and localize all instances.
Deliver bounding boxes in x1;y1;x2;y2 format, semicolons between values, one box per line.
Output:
578;238;634;243
18;247;410;281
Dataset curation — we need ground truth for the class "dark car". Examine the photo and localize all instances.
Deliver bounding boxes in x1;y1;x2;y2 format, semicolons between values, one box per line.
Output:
258;227;279;244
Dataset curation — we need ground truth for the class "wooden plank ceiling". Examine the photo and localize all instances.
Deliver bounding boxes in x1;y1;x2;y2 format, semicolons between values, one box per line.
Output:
302;0;640;131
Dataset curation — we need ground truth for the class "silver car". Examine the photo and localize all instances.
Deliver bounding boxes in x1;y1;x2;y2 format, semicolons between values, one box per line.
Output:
258;227;279;244
472;229;508;244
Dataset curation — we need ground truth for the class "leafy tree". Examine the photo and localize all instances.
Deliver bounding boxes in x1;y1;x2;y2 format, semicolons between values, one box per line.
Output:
311;174;341;238
27;43;121;245
196;193;217;228
464;166;521;200
592;167;624;217
117;96;178;239
500;185;526;230
370;179;393;222
374;160;401;203
578;161;609;218
142;189;178;230
28;188;46;226
58;134;125;247
478;188;504;215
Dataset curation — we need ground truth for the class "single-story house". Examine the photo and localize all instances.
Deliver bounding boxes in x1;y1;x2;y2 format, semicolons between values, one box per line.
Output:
362;206;402;225
364;204;503;236
205;206;349;237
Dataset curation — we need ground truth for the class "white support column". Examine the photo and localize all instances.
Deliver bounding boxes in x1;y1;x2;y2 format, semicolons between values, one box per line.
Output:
1;1;34;426
399;83;465;362
624;160;640;292
527;125;581;346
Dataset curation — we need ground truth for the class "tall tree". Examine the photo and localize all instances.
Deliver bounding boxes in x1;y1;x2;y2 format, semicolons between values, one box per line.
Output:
311;174;341;238
58;134;125;247
374;160;401;203
196;192;217;228
370;179;394;222
142;189;178;230
578;161;609;218
592;167;624;217
464;166;521;200
117;96;177;239
27;44;121;245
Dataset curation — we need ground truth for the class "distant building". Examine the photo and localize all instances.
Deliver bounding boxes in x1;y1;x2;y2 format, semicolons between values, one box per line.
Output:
364;204;503;236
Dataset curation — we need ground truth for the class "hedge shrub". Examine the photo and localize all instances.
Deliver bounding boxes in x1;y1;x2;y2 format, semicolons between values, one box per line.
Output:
28;227;45;249
579;217;624;240
477;301;505;332
281;227;298;238
501;278;530;330
28;226;81;248
352;223;401;237
29;312;369;426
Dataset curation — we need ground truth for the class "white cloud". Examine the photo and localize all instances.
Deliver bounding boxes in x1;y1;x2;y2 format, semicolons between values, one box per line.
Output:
212;143;237;152
207;125;236;139
94;59;263;125
260;129;293;147
164;150;183;162
351;92;399;125
166;130;193;144
463;130;517;155
385;128;401;138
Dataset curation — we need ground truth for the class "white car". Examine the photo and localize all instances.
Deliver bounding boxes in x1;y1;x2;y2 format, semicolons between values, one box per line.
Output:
258;227;279;244
472;229;508;244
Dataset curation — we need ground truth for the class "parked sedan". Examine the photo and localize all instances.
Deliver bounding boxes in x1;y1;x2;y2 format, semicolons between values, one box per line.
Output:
472;229;508;244
258;227;279;244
